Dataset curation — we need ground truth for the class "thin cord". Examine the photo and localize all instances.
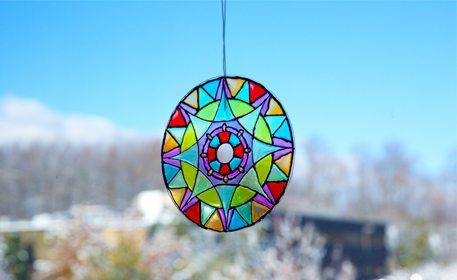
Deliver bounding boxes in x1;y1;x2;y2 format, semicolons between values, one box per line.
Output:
221;0;227;77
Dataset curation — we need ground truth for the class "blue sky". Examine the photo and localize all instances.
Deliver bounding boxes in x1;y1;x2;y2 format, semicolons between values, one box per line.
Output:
0;1;455;171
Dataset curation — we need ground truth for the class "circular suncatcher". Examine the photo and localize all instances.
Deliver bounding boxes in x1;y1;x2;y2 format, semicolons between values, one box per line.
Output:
162;77;294;232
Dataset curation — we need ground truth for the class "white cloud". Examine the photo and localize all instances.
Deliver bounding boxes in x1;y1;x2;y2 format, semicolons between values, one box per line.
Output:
0;96;146;145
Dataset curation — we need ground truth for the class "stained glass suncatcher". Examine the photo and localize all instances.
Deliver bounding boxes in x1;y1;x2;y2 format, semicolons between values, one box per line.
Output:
162;77;294;232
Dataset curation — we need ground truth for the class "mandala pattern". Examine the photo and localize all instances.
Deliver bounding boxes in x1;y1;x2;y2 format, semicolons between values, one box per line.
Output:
162;77;294;232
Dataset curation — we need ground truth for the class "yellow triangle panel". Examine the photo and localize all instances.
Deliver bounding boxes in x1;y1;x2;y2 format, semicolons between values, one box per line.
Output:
252;201;269;223
275;153;292;175
205;211;224;231
266;98;284;115
184;90;199;109
169;188;186;207
163;131;179;152
226;78;244;96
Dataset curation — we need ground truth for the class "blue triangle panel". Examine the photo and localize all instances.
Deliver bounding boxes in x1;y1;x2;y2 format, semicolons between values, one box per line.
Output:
238;106;261;134
164;164;180;183
236;81;249;102
173;144;199;167
203;79;220;98
275;119;291;141
198;88;214;108
214;93;235;121
229;209;248;230
265;116;286;134
252;139;282;163
216;185;236;215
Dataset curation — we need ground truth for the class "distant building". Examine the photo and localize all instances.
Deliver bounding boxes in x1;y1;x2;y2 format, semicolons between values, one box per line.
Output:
270;212;389;280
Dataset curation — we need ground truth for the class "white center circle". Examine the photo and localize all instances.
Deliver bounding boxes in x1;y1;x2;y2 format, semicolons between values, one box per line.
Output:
216;143;234;164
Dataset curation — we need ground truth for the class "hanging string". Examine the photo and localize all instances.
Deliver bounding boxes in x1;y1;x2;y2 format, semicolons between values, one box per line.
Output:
221;0;227;77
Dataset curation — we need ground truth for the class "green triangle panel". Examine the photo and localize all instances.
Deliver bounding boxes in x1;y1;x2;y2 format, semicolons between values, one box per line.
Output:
167;127;186;144
189;114;212;140
228;99;254;118
235;81;249;102
255;155;272;186
237;202;252;224
254;116;272;144
173;143;199;167
252;139;282;163
268;164;289;181
229;210;248;231
201;202;216;225
239;168;267;197
214;93;235;121
191;171;213;198
196;101;219;121
169;170;187;189
202;79;219;98
164;164;179;183
265;116;286;134
181;123;197;151
231;186;256;207
182;162;197;190
238;106;261;134
198;188;222;208
274;119;292;141
198;88;214;108
216;185;236;216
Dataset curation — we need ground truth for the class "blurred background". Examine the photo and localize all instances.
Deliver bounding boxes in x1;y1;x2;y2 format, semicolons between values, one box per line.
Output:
0;1;455;279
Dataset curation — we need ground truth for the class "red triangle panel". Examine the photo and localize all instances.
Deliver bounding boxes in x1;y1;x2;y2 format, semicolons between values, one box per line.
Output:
249;82;266;103
169;108;187;127
184;202;201;225
267;182;287;202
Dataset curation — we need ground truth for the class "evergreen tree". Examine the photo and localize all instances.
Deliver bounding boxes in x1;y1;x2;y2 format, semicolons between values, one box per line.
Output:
4;234;34;280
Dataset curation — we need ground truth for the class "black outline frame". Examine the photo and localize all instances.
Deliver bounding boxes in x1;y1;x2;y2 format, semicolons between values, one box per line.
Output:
160;76;296;233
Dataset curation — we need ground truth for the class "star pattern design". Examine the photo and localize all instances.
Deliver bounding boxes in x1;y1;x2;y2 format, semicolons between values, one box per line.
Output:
162;77;294;232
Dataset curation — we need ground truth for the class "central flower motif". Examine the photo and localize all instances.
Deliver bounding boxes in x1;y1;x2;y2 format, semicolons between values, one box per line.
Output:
201;123;250;183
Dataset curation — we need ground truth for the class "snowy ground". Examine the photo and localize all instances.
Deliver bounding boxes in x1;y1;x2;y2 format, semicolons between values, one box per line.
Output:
386;262;457;280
